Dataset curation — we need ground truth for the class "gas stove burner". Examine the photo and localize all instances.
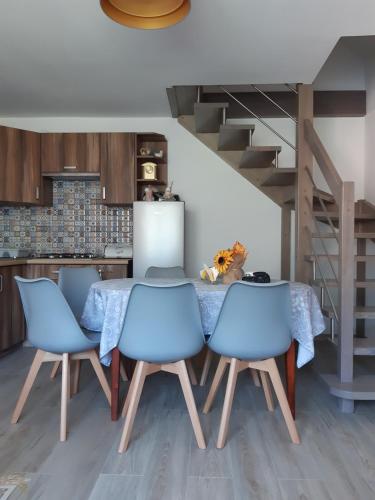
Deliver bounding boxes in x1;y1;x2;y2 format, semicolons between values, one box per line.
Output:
38;253;97;259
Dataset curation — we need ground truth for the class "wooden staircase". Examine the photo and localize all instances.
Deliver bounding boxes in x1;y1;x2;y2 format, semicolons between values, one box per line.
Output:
167;83;375;412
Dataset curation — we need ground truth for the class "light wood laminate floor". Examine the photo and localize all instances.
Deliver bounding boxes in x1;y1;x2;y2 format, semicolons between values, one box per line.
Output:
1;346;375;500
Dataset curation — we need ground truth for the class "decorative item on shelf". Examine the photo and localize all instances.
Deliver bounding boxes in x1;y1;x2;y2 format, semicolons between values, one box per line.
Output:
142;161;157;180
143;186;156;201
139;147;151;156
154;150;164;159
159;182;179;202
201;241;248;285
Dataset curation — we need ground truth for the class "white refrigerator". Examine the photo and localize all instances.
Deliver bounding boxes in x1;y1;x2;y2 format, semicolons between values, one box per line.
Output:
133;201;185;278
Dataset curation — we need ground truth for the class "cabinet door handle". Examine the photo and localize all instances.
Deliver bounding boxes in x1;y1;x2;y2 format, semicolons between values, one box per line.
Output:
102;186;106;200
0;274;3;293
35;186;40;200
63;165;77;170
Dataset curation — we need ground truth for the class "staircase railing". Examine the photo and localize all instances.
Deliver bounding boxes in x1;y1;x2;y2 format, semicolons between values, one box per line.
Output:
219;86;297;152
303;116;355;410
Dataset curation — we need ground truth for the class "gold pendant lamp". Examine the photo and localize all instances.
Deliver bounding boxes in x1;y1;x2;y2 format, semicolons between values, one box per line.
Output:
100;0;191;29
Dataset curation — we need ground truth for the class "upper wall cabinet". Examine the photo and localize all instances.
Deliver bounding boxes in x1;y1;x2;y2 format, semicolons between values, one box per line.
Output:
21;130;52;205
0;126;22;203
41;133;100;175
100;133;135;205
0;126;52;206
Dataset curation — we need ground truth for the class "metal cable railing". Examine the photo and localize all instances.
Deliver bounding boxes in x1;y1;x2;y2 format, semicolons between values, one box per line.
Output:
219;86;297;151
250;84;297;123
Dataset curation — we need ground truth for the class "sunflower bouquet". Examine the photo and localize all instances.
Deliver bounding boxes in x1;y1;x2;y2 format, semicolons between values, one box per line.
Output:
200;241;248;284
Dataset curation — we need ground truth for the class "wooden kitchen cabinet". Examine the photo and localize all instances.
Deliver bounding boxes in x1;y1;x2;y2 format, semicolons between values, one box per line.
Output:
97;264;129;280
21;130;52;206
41;133;100;174
100;133;135;205
0;126;22;203
0;126;52;206
0;265;25;352
27;262;130;282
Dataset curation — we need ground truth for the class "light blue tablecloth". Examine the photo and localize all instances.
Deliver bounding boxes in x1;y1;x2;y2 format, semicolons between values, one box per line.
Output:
81;279;325;368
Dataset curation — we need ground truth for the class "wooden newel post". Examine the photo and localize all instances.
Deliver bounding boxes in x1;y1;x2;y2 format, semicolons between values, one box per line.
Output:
281;206;291;281
338;181;355;412
295;84;314;283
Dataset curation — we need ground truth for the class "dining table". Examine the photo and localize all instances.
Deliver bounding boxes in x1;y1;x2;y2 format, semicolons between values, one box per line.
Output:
81;278;325;421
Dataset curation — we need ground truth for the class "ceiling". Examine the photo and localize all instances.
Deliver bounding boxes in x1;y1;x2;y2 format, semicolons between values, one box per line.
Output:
1;0;375;116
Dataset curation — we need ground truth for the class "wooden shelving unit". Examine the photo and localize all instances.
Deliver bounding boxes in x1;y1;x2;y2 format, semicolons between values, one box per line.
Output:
135;133;168;201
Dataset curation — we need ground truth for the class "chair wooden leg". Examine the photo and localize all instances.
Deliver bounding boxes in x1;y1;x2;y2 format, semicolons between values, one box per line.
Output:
120;360;129;382
259;370;274;411
250;368;261;387
88;350;111;405
203;356;228;414
176;360;206;449
50;361;60;380
217;358;239;449
118;361;148;453
60;353;70;442
199;348;213;386
71;360;81;397
186;359;197;386
121;367;137;418
11;349;45;424
267;358;300;444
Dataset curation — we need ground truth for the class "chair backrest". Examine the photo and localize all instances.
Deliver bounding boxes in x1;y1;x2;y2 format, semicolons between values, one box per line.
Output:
58;267;101;321
145;266;186;279
209;281;292;360
15;277;91;354
118;282;204;363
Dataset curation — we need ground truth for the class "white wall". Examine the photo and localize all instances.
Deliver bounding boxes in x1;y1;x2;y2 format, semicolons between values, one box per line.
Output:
365;57;375;204
313;38;366;91
0;115;366;279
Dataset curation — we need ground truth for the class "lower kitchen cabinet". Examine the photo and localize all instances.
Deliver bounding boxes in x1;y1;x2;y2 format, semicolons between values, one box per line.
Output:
27;262;130;282
97;264;129;280
0;265;25;352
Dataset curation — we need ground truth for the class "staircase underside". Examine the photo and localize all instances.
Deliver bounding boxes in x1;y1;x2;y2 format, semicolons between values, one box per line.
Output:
178;115;294;207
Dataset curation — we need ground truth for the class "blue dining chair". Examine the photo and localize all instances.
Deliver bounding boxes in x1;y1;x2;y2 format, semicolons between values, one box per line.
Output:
203;281;300;448
144;265;197;385
116;282;206;453
145;266;186;279
58;267;101;321
49;267;116;390
12;277;111;442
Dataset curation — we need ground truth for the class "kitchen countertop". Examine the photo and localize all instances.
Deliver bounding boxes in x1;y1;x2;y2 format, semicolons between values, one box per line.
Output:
0;258;131;267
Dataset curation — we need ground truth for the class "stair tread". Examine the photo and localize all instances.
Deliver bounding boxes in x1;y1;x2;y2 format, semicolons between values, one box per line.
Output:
323;305;375;319
245;145;282;152
240;146;282;170
306;254;375;262
261;168;297;187
194;102;229;109
220;124;255;130
353;337;375;355
312;232;375;239
322;373;375;399
313;279;375;288
218;124;254;151
313;211;375;221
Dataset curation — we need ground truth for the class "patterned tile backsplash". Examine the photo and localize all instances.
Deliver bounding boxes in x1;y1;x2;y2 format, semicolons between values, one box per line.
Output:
0;181;132;255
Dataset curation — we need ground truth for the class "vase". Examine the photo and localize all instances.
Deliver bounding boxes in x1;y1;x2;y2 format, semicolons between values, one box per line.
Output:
222;268;244;285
